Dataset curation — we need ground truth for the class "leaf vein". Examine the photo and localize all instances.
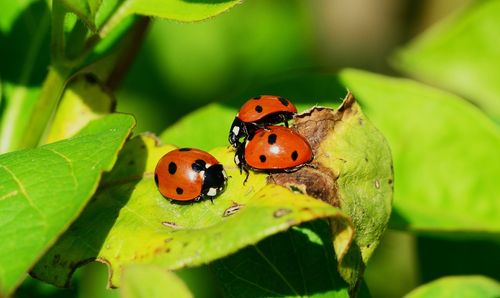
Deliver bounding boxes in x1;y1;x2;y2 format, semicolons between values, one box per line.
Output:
253;244;300;296
0;165;48;230
220;261;285;296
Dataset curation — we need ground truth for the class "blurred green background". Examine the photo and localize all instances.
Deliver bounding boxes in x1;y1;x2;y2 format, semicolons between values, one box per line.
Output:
15;0;499;297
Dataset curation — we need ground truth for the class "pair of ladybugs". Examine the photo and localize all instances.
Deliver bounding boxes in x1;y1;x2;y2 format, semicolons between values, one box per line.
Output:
155;95;313;202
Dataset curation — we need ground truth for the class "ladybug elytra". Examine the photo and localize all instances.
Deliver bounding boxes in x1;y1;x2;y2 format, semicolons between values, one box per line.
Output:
155;148;227;201
229;95;297;148
235;126;313;180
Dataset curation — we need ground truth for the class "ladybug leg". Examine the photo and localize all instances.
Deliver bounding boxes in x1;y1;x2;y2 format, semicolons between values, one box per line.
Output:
280;114;290;128
304;162;317;169
234;145;245;174
233;141;251;184
267;172;276;183
242;166;250;185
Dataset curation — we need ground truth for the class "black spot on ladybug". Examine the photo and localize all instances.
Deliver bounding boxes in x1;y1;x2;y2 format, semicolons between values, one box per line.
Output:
195;159;206;168
278;97;289;106
291;150;298;161
168;162;177;174
179;148;191;151
268;133;277;145
259;155;266;163
191;161;205;172
252;96;261;100
255;105;263;113
154;173;159;186
176;187;183;195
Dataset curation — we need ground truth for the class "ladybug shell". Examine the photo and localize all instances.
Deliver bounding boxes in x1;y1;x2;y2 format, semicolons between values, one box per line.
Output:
237;95;297;123
244;126;312;170
155;148;220;201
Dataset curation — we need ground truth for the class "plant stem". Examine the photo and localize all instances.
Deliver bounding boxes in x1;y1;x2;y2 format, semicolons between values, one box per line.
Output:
18;67;70;149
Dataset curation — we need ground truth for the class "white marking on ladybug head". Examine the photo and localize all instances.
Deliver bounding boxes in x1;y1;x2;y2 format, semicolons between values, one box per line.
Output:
222;171;227;178
234;155;240;165
232;126;240;136
207;187;217;196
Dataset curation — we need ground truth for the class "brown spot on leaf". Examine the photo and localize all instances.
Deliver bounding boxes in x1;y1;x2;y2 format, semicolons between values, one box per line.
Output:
162;221;182;229
223;202;245;217
268;163;340;207
293;107;336;153
273;208;292;218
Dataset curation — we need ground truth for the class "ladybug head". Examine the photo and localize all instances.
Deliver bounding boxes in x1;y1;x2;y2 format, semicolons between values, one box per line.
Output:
228;117;246;148
201;164;227;198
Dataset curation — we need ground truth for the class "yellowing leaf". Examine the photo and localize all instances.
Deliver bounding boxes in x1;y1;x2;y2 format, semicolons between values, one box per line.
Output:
45;74;115;144
32;134;352;288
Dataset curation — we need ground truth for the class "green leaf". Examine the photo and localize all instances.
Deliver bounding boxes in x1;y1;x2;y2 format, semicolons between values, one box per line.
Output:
392;1;500;122
31;134;353;288
0;114;135;296
212;220;350;297
339;69;500;235
404;276;500;298
59;0;110;31
270;95;392;289
61;0;242;39
0;1;51;153
120;265;193;298
317;94;393;263
44;74;115;144
126;0;242;21
160;103;236;151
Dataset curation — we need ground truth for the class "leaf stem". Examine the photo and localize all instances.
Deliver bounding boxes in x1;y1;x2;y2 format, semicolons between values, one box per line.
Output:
19;67;70;149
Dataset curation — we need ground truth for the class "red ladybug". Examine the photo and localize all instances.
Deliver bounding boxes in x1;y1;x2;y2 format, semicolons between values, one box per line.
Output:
155;148;227;201
234;126;313;180
229;95;297;148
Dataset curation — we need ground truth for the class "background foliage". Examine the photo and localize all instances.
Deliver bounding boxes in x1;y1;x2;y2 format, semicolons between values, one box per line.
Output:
0;0;499;297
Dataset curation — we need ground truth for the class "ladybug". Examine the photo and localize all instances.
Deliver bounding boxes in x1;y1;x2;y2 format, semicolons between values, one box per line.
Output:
234;126;313;180
155;148;227;201
229;95;297;148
